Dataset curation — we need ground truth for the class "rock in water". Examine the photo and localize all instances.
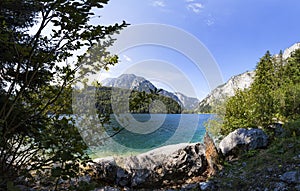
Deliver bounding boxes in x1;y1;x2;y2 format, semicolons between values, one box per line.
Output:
219;128;268;157
204;132;223;175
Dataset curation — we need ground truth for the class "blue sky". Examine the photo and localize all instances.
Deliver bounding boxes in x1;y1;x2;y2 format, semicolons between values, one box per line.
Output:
91;0;300;99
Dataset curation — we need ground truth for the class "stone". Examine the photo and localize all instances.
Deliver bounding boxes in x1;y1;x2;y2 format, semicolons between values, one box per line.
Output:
94;186;120;191
204;132;223;176
130;169;153;187
163;143;207;184
116;168;130;187
180;183;198;190
92;143;209;188
273;182;287;191
199;181;214;190
91;157;118;183
280;171;300;184
77;174;91;182
219;128;268;157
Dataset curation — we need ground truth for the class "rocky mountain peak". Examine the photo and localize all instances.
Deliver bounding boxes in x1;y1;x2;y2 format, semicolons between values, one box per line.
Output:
282;42;300;59
102;73;155;92
102;74;199;110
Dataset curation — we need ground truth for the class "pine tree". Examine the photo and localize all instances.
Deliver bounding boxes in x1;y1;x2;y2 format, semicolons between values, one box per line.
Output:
250;51;276;127
276;48;300;120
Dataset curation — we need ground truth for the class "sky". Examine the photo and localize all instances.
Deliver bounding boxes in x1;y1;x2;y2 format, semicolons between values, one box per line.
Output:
87;0;300;100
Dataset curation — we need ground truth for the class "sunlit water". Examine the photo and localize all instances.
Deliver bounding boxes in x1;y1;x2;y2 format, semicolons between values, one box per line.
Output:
88;114;212;158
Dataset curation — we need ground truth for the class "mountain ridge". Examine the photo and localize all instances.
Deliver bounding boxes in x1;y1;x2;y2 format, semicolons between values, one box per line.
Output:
101;74;199;110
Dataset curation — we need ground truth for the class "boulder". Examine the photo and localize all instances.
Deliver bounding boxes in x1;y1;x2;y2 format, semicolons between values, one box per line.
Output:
92;143;209;188
163;143;207;185
117;143;191;187
91;157;118;183
116;168;130;187
219;128;268;157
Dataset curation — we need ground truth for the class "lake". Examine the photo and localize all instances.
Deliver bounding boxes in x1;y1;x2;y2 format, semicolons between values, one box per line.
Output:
89;114;213;158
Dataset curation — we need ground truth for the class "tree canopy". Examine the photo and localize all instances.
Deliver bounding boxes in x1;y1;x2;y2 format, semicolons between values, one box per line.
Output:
214;49;300;135
0;0;127;189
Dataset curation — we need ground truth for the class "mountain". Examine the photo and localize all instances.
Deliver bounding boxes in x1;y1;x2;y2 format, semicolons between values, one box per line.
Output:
196;42;300;113
174;92;199;110
102;74;199;110
282;42;300;59
102;74;181;104
196;71;255;112
102;74;156;92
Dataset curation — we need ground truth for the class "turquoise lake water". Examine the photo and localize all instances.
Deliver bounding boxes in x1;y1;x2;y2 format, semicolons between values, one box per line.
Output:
90;114;213;158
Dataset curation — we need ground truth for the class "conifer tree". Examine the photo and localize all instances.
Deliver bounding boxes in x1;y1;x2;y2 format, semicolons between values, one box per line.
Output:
250;51;276;127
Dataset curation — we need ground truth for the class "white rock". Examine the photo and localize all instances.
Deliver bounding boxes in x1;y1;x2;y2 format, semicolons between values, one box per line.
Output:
219;128;268;156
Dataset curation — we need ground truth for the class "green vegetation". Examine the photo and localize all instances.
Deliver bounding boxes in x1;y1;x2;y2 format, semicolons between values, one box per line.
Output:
205;47;300;190
210;121;300;190
209;49;300;136
0;0;127;190
95;87;182;114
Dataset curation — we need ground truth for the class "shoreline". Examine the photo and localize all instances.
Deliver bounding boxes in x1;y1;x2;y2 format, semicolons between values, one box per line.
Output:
92;142;195;162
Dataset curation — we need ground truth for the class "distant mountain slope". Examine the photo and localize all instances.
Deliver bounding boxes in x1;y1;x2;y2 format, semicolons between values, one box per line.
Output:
196;42;300;113
196;71;255;112
174;92;199;110
102;74;199;110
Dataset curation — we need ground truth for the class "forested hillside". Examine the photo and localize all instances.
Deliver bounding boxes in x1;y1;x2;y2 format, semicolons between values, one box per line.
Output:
96;87;182;114
209;48;300;136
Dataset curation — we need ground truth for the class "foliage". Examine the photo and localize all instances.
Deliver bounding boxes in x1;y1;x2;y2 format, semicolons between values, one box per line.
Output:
209;47;300;136
273;83;300;121
211;129;300;190
197;104;212;113
95;88;182;114
205;102;225;138
282;119;300;138
222;89;255;134
0;0;127;189
150;87;163;95
250;51;276;127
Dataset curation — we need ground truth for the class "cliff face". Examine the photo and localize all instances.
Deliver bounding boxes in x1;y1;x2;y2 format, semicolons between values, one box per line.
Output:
282;42;300;59
196;42;300;113
196;71;255;112
174;92;199;110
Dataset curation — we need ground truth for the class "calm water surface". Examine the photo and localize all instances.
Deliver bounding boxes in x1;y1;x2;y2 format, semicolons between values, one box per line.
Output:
90;114;212;158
